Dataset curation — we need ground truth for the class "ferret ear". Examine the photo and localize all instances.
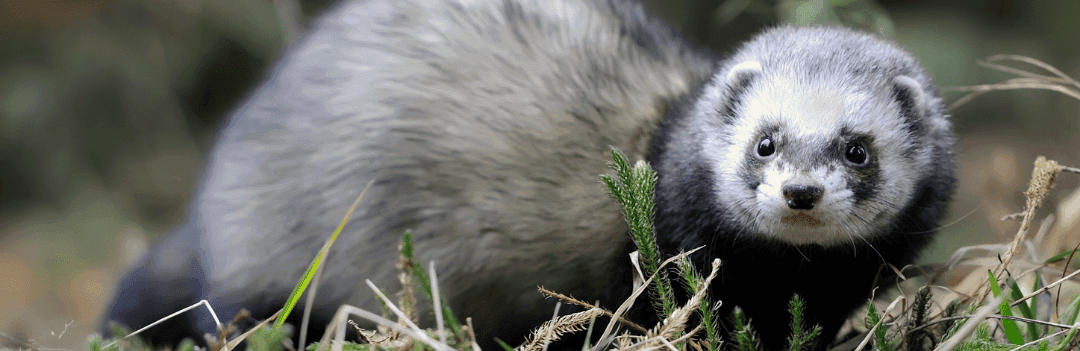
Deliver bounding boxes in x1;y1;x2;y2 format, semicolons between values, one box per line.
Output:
892;75;929;135
726;61;762;89
891;75;926;117
715;61;762;123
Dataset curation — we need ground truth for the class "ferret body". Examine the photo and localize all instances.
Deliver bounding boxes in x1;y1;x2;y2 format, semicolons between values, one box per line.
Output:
102;0;954;349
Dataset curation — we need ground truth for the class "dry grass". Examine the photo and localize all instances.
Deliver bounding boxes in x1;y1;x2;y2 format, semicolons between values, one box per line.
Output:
851;155;1080;351
950;55;1080;110
302;248;723;351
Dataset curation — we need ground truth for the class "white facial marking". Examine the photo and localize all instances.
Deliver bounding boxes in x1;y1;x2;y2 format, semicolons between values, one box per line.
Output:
749;83;863;136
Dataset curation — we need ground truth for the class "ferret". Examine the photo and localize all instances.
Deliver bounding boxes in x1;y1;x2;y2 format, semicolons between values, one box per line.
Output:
649;26;954;349
101;0;954;349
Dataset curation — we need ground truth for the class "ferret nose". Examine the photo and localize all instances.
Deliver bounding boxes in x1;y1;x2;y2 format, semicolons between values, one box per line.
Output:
782;184;823;210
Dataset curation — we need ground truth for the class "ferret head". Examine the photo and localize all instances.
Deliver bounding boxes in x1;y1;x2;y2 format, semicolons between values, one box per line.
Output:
690;26;952;246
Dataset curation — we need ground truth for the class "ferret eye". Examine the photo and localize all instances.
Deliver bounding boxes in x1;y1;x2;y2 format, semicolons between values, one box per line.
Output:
756;136;775;157
844;141;868;165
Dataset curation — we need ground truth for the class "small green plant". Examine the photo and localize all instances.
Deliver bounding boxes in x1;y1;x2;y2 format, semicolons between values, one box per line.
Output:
906;286;935;351
730;307;763;351
939;300;962;341
865;299;896;351
678;256;721;351
246;324;291;351
786;295;822;351
600;148;676;319
399;230;466;345
727;295;821;351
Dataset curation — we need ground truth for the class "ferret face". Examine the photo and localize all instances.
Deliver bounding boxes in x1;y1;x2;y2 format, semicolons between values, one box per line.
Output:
695;59;933;246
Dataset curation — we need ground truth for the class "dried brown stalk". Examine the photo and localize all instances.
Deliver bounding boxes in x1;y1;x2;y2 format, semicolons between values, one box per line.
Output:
645;259;721;348
516;308;606;351
975;157;1064;302
537;286;649;333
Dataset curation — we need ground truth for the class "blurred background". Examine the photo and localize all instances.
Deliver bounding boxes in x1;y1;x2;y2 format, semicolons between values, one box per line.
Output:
0;0;1078;349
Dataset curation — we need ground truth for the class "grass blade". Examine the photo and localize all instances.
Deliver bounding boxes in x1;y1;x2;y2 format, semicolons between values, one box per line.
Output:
274;179;375;331
988;270;1025;344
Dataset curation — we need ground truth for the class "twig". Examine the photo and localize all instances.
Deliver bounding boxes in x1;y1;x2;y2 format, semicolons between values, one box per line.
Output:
987;54;1080;89
103;300;227;351
1010;267;1080;308
430;261;446;345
